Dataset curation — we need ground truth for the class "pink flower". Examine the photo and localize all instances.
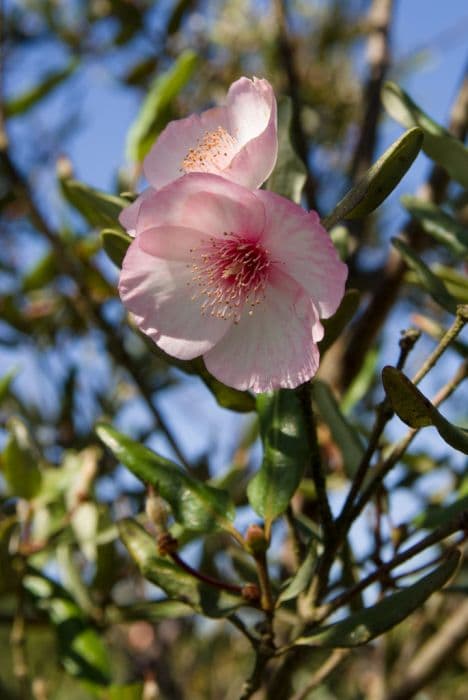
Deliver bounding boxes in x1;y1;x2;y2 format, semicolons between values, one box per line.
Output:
119;174;347;393
120;77;277;235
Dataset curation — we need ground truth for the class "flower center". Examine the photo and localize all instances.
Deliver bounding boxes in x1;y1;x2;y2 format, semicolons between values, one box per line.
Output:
189;234;271;322
182;127;238;174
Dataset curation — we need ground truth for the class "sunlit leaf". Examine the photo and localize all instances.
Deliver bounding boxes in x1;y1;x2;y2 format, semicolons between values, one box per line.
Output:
247;390;310;530
294;551;460;648
126;50;198;162
119;519;243;618
266;97;306;203
382;82;468;188
96;424;235;532
4;61;77;117
3;418;42;500
24;572;111;685
60;177;128;229
322;128;423;227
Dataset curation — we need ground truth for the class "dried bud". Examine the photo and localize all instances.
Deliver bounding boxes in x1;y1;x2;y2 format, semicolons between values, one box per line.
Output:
241;582;260;603
157;532;178;556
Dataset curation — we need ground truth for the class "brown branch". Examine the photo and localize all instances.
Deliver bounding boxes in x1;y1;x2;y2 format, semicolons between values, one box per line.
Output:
386;599;468;700
350;0;394;180
273;0;320;211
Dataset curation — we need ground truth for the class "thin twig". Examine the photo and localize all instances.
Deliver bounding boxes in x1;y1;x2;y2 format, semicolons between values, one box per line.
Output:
290;649;349;700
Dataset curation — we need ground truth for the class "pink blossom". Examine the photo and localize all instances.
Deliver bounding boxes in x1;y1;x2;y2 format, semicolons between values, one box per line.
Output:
119;174;347;393
119;77;277;235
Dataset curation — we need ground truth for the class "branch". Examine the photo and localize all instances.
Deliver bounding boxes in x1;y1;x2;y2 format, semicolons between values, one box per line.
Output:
386;599;468;700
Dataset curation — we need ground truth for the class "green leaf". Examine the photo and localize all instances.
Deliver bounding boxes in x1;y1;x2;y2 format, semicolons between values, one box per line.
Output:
0;368;17;403
22;252;58;292
3;418;42;499
24;573;111;685
340;347;378;414
294;551;460;648
105;684;144;700
433;265;468;304
60;177;128;229
401;196;468;259
277;544;317;605
382;82;468;189
382;366;468;454
414;495;468;530
5;61;77;117
312;381;365;478
100;228;132;268
96;424;235;532
266;97;306;203
319;289;360;355
247;390;310;529
322;127;423;228
119;519;243;618
126;51;198;162
392;237;457;314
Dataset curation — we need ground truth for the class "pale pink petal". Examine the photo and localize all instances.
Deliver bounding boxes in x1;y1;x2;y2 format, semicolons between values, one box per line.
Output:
137;173;265;240
203;269;320;392
137;226;209;261
119;187;155;236
255;190;348;318
119;239;231;360
224;77;278;189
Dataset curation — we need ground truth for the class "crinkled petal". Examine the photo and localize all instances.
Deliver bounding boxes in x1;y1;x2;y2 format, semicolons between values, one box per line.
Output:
119;238;232;360
256;190;348;318
203;269;321;392
224;77;278;188
119;187;155;236
137;173;265;240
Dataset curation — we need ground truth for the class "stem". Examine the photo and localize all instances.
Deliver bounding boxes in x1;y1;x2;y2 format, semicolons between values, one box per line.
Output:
170;552;245;596
291;649;349;700
314;512;467;625
411;305;468;386
253;549;275;614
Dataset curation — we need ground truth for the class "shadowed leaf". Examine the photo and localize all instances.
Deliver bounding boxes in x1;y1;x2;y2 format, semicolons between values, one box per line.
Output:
266;97;307;203
60;177;128;229
294;551;460;648
401;196;468;259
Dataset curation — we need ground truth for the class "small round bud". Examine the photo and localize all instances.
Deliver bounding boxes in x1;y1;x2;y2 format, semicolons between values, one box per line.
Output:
241;582;260;603
245;524;268;554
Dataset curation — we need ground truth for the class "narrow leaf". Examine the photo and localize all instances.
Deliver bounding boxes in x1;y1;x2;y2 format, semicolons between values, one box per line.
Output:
3;418;42;500
22;253;58;292
312;381;365;478
294;551;460;648
60;177;128;229
266;97;306;203
319;289;360;355
101;228;132;268
126;50;198;162
392;237;457;314
96;424;235;532
323;128;423;227
382;366;468;454
24;573;111;685
5;61;77;116
119;519;243;618
247;390;310;529
382;82;468;188
277;544;316;605
401;196;468;259
0;368;17;403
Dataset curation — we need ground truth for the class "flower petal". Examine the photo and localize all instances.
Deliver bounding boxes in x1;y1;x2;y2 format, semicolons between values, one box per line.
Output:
119;238;232;360
256;190;348;318
137;173;265;241
224;77;278;188
119;187;155;236
143;108;230;190
203;269;321;392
